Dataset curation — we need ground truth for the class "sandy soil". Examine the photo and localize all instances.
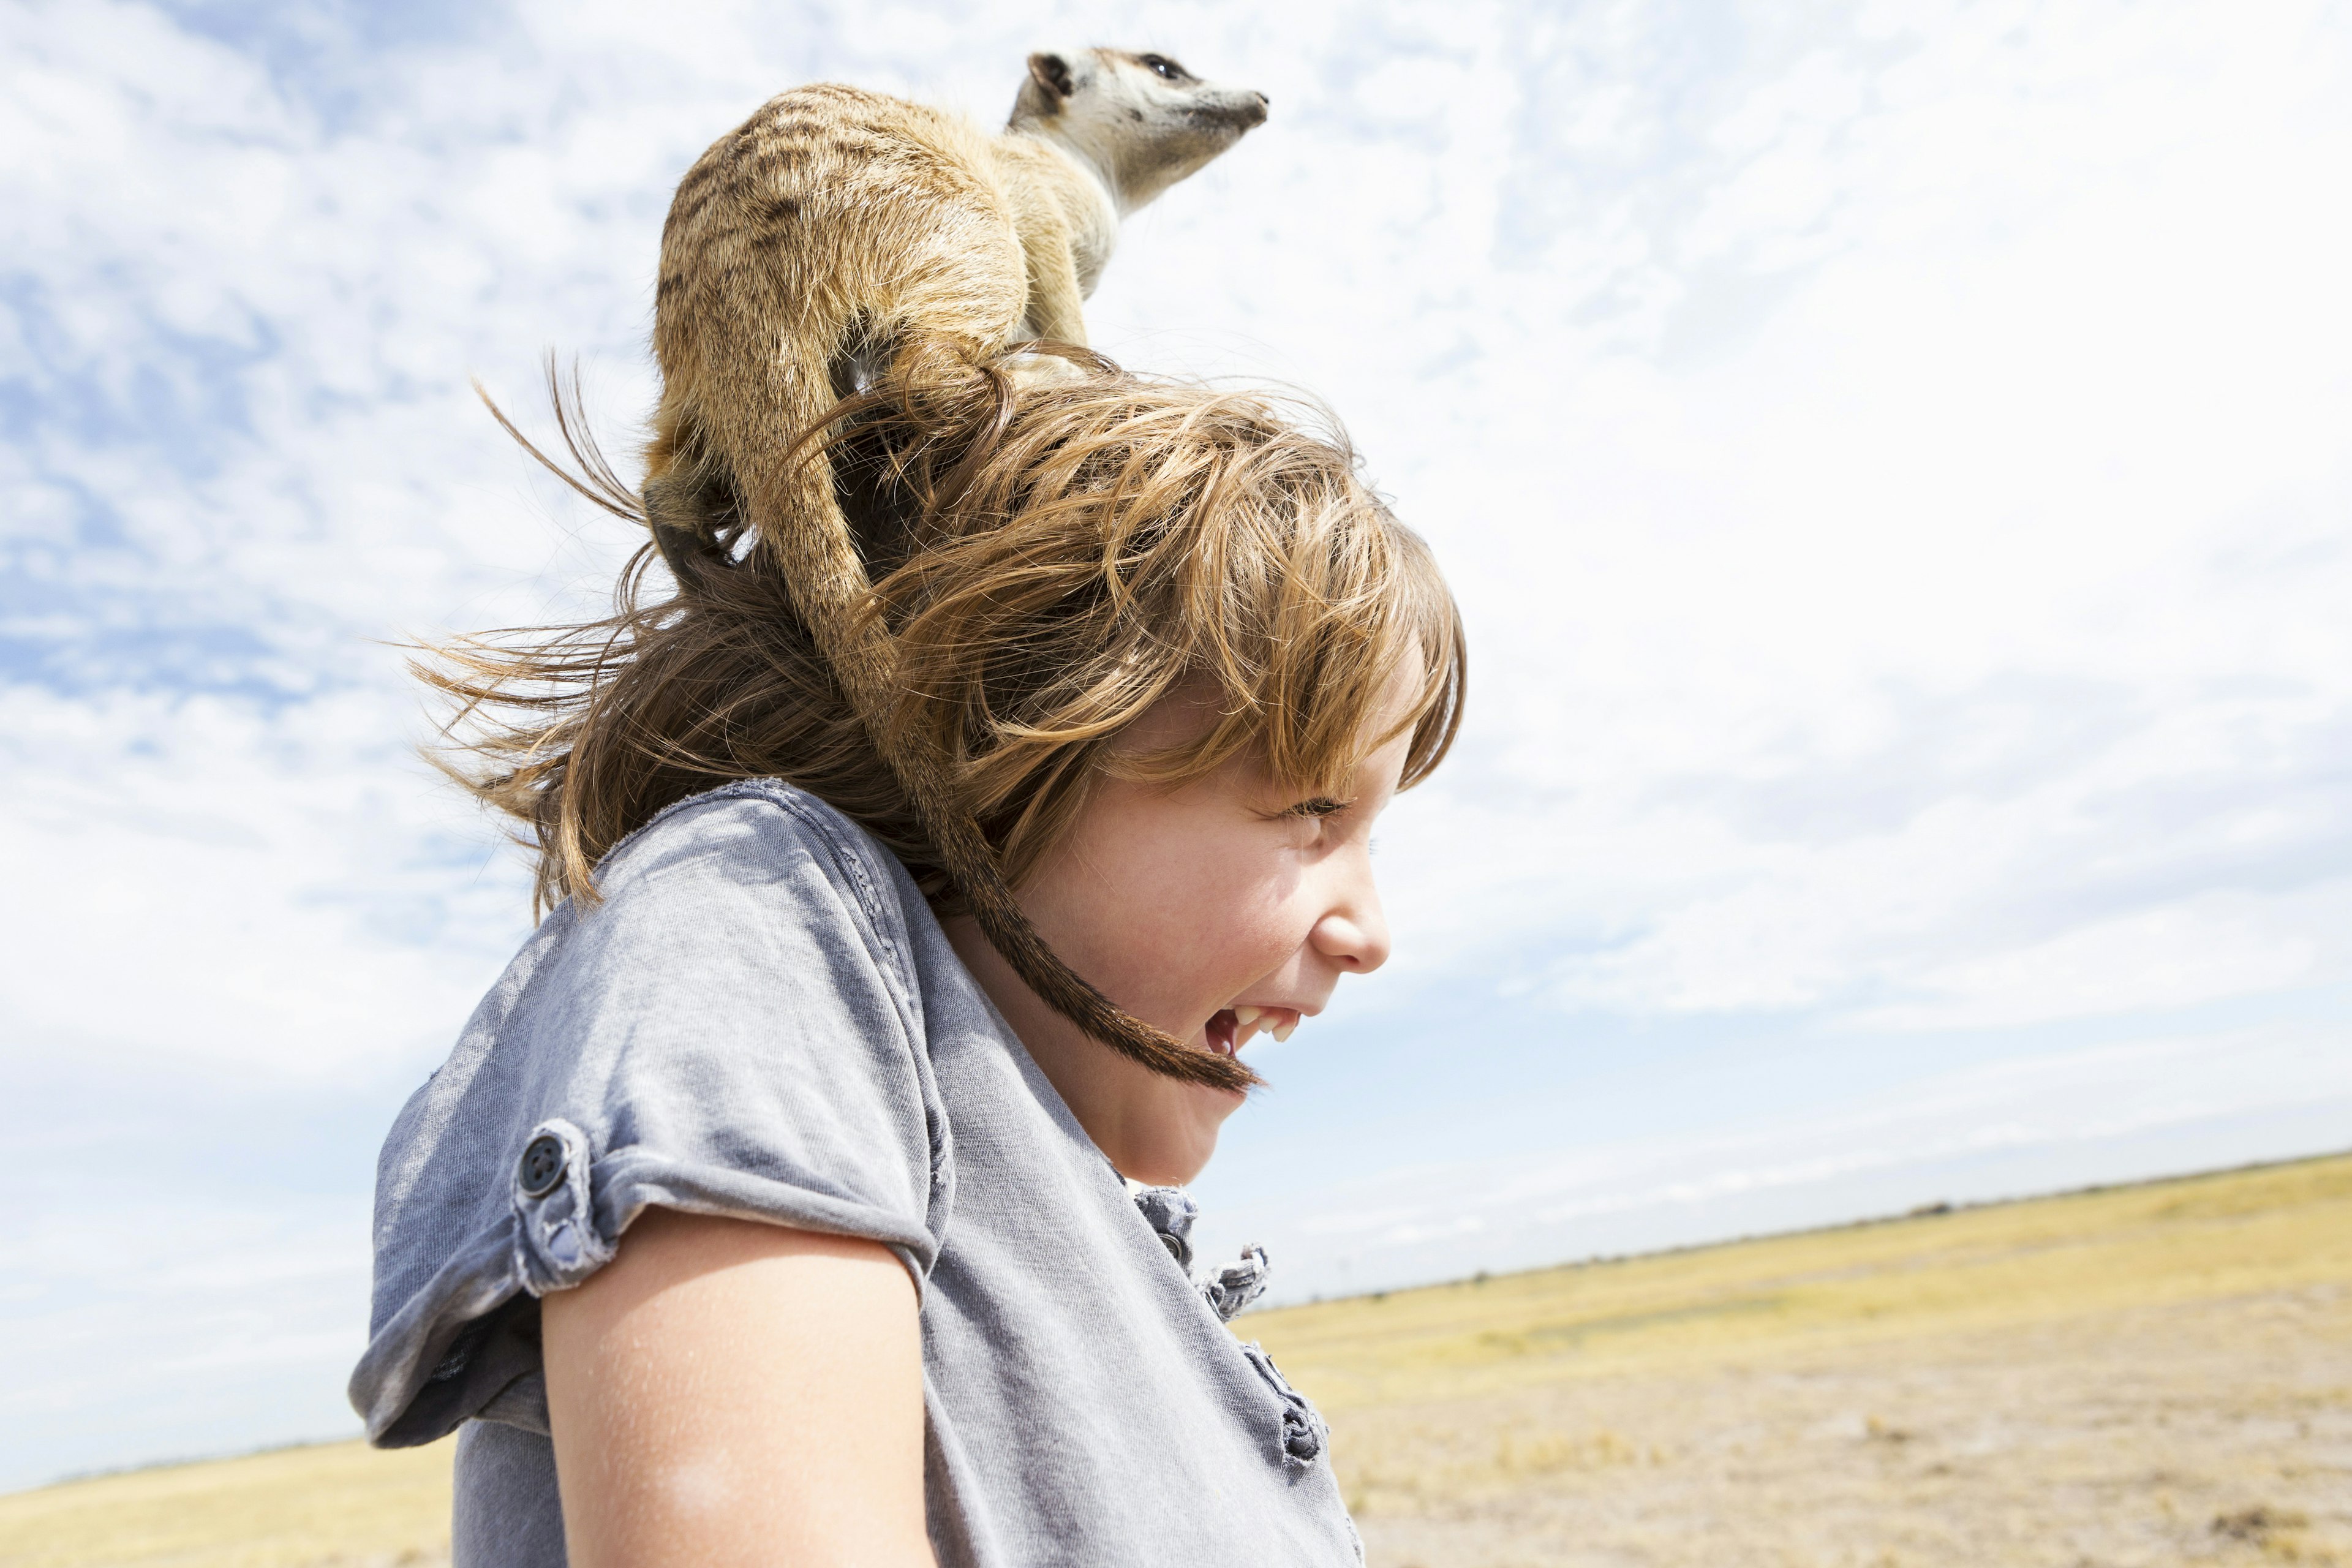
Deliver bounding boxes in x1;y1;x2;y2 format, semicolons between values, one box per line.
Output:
1336;1284;2350;1567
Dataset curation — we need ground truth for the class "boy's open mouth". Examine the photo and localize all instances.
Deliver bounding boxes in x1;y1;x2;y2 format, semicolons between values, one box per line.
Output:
1204;1005;1298;1057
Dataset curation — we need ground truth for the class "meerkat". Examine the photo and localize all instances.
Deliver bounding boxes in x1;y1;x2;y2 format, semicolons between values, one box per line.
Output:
641;50;1268;1088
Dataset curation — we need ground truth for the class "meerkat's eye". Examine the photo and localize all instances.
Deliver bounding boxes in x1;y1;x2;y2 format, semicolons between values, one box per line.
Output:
1140;53;1187;82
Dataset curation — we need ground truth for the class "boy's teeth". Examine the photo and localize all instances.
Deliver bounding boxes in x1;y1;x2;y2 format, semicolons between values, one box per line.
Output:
1217;1006;1303;1053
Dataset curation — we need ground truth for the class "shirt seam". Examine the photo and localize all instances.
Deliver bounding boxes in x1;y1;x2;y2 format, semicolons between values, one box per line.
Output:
595;778;919;1005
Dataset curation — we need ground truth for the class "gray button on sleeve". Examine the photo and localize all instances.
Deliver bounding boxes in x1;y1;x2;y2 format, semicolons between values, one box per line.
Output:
510;1119;613;1295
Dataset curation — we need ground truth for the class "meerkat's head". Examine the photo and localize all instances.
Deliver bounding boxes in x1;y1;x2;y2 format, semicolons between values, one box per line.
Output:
1009;48;1268;214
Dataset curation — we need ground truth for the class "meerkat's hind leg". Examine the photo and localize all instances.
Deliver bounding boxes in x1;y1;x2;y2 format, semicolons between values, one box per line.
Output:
642;415;747;585
643;469;726;582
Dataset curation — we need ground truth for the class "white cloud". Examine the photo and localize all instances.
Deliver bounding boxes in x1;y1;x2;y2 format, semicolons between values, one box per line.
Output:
1853;887;2345;1031
0;680;522;1076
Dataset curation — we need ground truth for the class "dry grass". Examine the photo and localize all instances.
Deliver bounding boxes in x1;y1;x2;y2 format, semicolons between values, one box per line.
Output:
1249;1153;2352;1566
0;1439;453;1568
4;1153;2345;1567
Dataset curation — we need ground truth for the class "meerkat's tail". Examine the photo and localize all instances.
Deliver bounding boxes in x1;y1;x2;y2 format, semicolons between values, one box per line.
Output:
717;357;1258;1096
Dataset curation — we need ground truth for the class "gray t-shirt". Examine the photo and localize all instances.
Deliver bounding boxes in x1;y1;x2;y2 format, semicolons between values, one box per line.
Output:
349;780;1360;1567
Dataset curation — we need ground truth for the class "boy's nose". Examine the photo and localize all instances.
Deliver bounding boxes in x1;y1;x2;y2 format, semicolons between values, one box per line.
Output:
1311;883;1391;975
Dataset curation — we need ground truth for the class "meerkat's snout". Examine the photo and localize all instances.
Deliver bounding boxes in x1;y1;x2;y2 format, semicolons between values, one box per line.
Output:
1215;89;1271;130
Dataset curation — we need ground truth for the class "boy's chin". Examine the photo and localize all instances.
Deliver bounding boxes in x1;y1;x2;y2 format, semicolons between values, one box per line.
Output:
1115;1087;1242;1187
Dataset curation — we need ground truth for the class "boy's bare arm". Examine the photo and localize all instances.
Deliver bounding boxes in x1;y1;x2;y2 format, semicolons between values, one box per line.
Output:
543;1208;935;1568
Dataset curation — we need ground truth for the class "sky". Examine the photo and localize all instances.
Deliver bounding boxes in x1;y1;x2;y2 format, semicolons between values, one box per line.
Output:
4;0;2348;1492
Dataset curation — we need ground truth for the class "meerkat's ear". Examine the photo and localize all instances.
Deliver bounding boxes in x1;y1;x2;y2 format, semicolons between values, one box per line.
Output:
1028;51;1075;102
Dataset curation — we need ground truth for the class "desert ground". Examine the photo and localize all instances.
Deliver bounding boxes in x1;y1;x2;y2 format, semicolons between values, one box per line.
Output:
4;1153;2345;1567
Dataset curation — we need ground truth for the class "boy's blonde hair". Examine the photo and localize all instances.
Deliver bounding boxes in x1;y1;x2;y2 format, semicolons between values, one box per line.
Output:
428;353;1464;1081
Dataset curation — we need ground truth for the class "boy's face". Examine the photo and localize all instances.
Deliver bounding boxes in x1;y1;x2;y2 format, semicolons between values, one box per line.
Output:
945;662;1418;1187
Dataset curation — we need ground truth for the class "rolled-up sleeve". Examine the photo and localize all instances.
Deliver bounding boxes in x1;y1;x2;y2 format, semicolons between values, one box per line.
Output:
349;783;951;1449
